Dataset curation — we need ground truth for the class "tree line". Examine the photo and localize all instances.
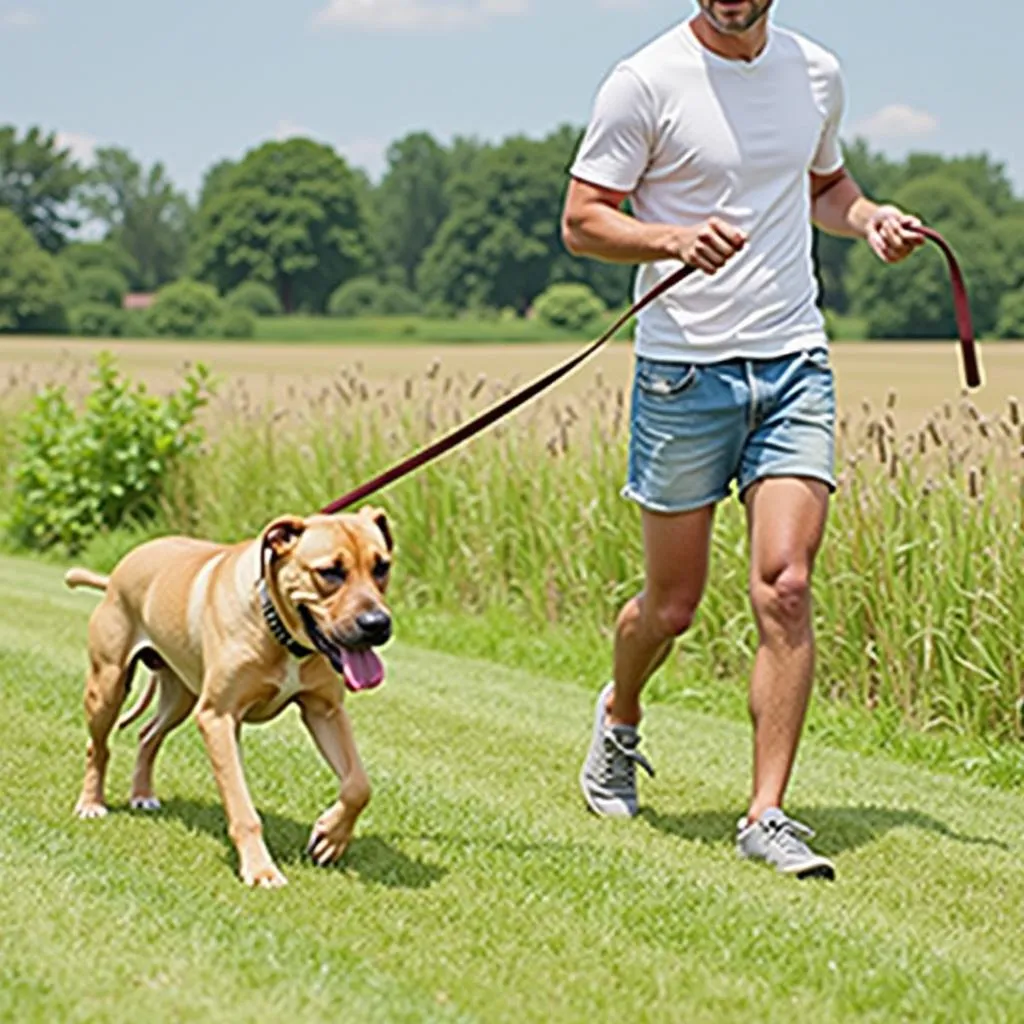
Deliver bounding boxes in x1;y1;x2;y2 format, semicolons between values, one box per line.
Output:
1;123;1023;339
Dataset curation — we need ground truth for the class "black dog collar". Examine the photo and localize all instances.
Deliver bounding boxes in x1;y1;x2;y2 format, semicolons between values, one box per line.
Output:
257;579;315;659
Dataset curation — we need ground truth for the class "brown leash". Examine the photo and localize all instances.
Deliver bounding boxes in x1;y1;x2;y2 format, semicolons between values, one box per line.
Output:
321;228;979;516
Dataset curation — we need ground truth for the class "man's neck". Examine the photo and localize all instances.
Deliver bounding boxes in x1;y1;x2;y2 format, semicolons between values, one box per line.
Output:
689;13;769;63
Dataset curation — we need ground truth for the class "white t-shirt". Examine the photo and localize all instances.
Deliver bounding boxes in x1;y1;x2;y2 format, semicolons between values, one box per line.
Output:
570;20;845;363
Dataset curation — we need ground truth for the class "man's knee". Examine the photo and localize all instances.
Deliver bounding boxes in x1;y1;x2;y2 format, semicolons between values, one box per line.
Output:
648;594;700;640
751;563;812;628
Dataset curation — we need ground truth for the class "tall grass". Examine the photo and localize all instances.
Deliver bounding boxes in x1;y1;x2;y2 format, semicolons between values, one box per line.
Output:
3;357;1023;744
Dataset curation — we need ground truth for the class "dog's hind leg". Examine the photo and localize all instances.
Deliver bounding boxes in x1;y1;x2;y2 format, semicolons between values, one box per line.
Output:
129;668;196;811
75;602;136;819
75;655;132;819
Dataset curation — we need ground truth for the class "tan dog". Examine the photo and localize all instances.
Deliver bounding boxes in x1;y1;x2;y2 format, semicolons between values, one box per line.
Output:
64;507;395;889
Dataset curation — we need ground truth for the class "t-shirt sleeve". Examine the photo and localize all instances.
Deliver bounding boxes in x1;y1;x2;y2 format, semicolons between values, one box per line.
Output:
569;65;657;194
810;59;846;175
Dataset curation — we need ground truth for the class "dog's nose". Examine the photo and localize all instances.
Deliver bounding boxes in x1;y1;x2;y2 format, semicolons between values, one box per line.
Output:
356;609;392;645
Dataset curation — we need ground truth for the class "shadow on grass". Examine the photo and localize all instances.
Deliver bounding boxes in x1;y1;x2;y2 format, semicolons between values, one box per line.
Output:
133;797;448;890
639;804;1010;856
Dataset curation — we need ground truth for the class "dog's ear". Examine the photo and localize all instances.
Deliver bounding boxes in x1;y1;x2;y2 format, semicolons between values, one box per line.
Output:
262;515;307;561
361;506;394;552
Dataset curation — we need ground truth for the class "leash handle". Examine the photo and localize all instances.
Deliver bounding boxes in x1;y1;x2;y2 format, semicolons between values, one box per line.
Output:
910;225;982;390
320;263;697;514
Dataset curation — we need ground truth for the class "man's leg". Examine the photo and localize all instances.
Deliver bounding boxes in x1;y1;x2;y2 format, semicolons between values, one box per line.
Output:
608;505;715;726
744;476;829;822
581;503;714;818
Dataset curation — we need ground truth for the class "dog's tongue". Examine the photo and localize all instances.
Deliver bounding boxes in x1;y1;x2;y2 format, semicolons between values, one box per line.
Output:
341;648;385;692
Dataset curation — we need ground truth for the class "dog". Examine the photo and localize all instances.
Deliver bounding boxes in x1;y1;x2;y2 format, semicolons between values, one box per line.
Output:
64;506;395;889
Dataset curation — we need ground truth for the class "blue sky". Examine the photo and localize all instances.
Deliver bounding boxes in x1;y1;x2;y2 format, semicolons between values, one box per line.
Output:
1;0;1020;198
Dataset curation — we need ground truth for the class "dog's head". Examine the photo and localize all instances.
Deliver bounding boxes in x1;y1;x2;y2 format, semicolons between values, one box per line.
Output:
260;507;395;692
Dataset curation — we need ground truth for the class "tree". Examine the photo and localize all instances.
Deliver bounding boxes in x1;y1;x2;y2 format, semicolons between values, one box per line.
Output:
376;133;450;289
190;139;372;313
58;240;139;288
847;175;1005;339
80;147;191;291
0;125;83;252
0;209;68;332
418;125;630;315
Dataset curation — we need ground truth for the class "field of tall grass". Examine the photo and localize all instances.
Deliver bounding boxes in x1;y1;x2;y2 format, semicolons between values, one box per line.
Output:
3;352;1021;755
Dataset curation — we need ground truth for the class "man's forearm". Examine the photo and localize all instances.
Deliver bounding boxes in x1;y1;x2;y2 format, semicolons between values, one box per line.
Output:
811;173;879;239
562;202;680;264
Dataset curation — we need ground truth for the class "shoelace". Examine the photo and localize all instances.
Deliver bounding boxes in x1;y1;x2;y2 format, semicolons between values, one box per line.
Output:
765;815;816;855
602;730;656;788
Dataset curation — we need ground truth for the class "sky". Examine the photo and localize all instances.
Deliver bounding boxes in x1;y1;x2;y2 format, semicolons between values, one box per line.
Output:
1;0;1021;199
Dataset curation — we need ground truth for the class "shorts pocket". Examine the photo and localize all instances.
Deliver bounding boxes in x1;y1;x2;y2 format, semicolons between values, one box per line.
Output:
635;360;699;398
803;347;831;372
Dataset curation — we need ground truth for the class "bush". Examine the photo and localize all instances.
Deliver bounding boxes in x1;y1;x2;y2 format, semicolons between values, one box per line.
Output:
69;303;127;338
0;209;68;333
147;279;225;338
120;309;155;339
69;267;129;309
533;283;606;333
995;289;1024;340
215;306;257;340
7;354;214;553
57;241;139;288
328;277;382;317
225;280;283;317
327;277;423;317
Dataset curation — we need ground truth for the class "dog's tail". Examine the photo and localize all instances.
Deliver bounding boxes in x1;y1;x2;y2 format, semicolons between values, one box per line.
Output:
64;568;110;592
118;675;158;730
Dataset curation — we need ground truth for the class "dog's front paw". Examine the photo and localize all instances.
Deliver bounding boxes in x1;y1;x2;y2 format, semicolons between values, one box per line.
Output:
75;799;108;820
306;819;352;867
241;860;288;890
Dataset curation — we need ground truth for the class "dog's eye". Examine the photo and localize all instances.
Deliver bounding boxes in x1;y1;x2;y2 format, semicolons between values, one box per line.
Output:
316;563;347;587
372;558;391;581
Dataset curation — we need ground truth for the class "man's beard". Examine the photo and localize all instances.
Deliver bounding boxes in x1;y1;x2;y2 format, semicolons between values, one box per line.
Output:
699;0;773;34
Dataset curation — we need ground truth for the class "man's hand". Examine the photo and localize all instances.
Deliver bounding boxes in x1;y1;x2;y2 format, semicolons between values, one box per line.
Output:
866;205;927;264
665;218;747;275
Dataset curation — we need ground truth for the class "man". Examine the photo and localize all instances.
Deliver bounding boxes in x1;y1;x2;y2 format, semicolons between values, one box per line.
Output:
563;0;923;880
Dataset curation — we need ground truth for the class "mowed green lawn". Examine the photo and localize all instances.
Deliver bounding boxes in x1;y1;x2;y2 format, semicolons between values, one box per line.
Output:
2;554;1024;1023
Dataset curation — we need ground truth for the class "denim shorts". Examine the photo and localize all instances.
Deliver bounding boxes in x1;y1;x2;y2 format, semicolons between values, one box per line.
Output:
622;347;836;514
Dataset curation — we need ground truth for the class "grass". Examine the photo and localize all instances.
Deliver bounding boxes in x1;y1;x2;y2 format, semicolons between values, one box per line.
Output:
2;553;1024;1022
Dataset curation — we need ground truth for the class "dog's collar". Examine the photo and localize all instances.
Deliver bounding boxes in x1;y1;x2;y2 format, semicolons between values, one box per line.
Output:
257;579;315;660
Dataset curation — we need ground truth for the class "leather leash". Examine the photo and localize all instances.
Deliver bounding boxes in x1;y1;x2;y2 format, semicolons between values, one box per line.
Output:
320;227;979;516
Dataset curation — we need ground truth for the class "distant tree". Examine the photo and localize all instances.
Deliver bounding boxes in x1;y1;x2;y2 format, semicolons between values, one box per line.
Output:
376;133;450;289
0;209;68;332
418;125;630;314
996;290;1024;340
190;139;372;313
80;147;191;291
0;126;83;252
58;240;139;288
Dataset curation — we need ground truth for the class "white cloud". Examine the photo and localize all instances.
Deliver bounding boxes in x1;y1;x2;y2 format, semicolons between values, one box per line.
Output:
55;131;99;166
851;104;939;143
312;0;527;31
1;8;41;28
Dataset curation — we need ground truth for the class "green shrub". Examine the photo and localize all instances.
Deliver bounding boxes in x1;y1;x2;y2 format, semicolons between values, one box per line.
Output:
69;267;129;309
0;209;68;333
120;308;155;339
225;280;283;317
328;277;382;317
995;289;1024;340
69;303;126;338
57;241;139;288
147;279;225;338
215;306;257;340
327;277;423;317
6;353;213;552
533;283;606;333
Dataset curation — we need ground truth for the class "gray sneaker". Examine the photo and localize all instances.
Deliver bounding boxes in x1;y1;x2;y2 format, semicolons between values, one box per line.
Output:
579;682;655;819
736;808;836;880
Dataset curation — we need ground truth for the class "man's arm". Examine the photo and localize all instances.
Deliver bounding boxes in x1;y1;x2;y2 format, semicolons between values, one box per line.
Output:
810;167;925;264
562;178;747;275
